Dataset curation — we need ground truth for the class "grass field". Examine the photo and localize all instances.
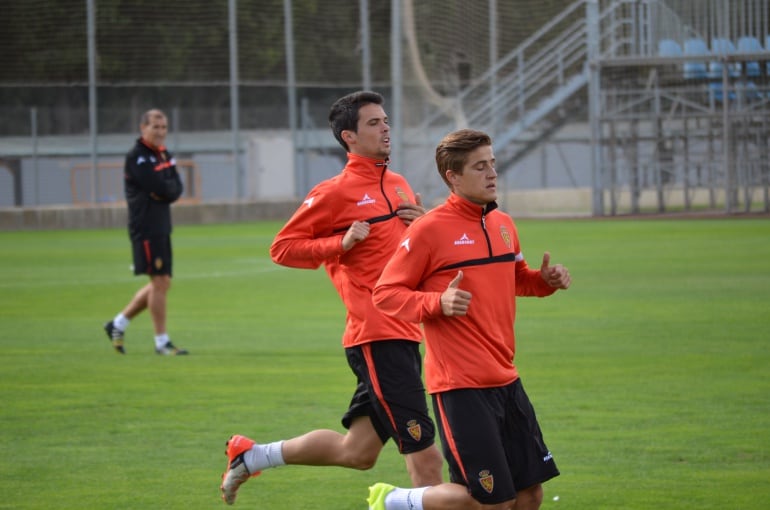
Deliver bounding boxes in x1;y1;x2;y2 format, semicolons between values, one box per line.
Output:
1;217;769;509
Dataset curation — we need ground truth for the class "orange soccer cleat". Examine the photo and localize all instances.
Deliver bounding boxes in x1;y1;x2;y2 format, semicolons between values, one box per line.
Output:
220;435;261;505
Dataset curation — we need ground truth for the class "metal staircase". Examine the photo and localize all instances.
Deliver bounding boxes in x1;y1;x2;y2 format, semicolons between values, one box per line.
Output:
408;0;769;213
411;0;651;194
415;1;593;164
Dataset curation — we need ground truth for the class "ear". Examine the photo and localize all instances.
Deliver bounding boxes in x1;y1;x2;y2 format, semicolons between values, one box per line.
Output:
445;169;459;184
341;130;356;145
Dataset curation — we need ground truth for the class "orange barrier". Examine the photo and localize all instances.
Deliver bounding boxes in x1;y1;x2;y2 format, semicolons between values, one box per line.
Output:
70;159;201;205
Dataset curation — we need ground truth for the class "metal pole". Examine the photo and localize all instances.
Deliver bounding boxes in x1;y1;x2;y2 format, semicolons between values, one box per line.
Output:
723;59;732;212
172;107;180;154
360;0;371;90
87;0;98;204
229;0;241;199
489;0;498;137
722;0;733;213
284;0;299;196
300;97;310;196
587;0;603;215
390;0;403;169
31;107;39;206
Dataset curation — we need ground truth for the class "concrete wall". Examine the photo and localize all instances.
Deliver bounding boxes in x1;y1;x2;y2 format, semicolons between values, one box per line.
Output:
0;200;300;231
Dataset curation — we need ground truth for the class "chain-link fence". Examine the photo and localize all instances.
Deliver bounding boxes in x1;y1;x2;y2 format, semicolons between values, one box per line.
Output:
0;0;585;211
1;0;768;215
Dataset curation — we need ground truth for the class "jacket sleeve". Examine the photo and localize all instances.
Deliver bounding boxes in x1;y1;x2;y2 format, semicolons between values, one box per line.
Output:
506;219;556;297
159;164;184;203
270;193;346;269
373;229;443;323
514;258;557;297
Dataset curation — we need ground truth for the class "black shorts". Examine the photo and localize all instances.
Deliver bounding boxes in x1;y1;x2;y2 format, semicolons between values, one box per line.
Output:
432;379;559;505
131;236;173;276
343;340;435;454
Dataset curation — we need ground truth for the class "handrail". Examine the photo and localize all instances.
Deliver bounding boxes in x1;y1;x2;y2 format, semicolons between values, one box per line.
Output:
416;0;592;132
411;0;767;194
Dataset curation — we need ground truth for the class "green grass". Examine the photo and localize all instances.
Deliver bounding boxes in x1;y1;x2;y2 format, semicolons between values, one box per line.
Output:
1;217;769;509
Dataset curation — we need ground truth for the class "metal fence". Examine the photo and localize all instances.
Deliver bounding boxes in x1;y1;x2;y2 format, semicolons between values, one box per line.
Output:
3;0;571;209
1;0;768;215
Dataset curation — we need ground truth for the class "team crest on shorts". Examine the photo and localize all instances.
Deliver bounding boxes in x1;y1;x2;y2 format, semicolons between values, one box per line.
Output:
478;470;494;493
406;420;422;441
499;226;512;249
155;257;164;270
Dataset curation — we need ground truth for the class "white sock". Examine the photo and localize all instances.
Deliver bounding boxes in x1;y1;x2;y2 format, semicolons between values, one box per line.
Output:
154;333;169;349
243;441;285;472
113;313;130;331
385;487;427;510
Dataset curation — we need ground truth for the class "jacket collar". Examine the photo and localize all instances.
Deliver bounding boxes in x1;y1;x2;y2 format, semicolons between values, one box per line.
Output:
446;192;498;220
138;137;166;153
344;153;389;179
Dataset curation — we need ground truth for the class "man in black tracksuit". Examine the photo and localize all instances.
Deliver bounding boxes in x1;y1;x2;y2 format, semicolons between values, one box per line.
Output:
103;109;188;355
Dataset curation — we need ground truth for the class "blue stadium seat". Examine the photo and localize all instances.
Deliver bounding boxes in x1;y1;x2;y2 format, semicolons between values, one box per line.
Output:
737;36;763;77
737;80;762;102
658;39;683;79
767;35;770;75
708;82;736;103
709;38;740;78
658;39;683;57
683;38;709;79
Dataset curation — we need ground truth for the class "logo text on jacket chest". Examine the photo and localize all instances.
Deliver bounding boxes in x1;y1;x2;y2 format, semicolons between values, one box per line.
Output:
357;193;376;206
454;233;475;245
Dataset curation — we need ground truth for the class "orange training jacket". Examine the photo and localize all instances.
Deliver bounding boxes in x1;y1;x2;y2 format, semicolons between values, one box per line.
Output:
373;193;556;393
270;153;423;348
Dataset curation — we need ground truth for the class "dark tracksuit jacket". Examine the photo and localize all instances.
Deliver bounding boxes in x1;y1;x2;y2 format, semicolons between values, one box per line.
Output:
124;138;183;242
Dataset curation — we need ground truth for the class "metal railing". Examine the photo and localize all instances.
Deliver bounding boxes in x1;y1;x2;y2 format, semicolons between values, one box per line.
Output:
408;0;769;214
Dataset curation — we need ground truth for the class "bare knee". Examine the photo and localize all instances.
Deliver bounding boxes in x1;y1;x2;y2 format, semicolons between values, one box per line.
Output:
344;449;379;470
337;433;379;470
405;445;444;486
421;482;513;510
150;275;171;293
459;500;511;510
512;484;543;510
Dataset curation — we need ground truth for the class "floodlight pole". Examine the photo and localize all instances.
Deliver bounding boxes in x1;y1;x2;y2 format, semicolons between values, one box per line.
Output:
87;0;98;204
587;0;603;216
360;0;371;90
284;0;299;197
489;0;499;137
229;0;242;199
390;0;403;168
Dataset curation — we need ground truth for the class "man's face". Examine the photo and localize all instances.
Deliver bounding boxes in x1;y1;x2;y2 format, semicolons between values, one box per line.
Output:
140;113;168;148
447;144;497;205
345;103;390;159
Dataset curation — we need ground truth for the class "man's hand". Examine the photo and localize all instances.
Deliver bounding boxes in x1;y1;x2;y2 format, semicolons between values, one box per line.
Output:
540;252;571;289
440;271;472;316
342;221;370;251
396;193;425;226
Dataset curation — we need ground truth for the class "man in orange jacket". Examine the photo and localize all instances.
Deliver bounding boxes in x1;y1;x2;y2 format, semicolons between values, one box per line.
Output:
368;129;571;510
219;91;443;505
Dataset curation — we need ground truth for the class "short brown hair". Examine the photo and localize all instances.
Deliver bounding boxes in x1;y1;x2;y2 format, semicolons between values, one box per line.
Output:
435;129;492;188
